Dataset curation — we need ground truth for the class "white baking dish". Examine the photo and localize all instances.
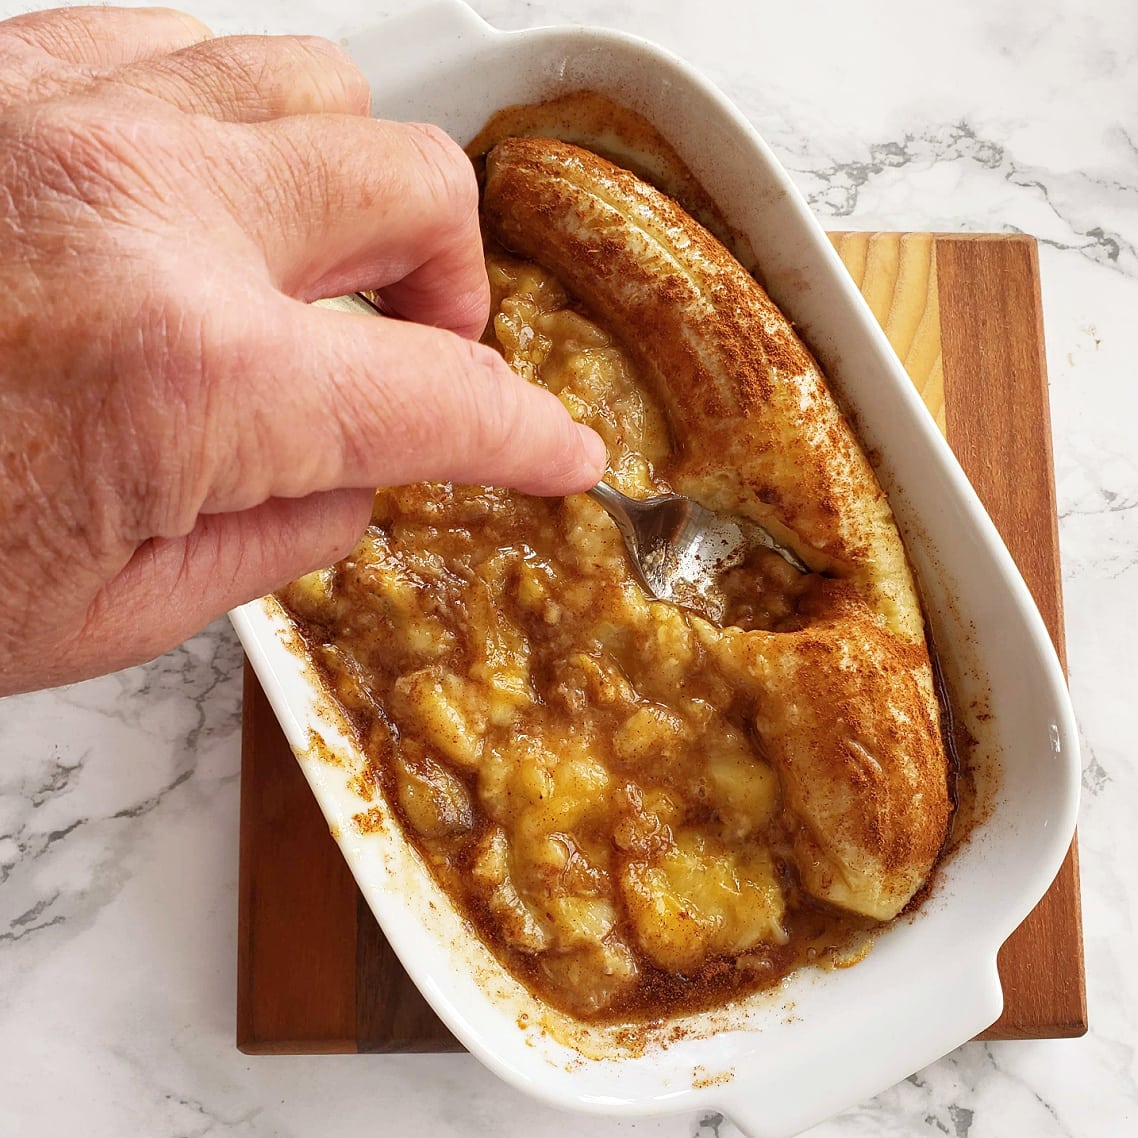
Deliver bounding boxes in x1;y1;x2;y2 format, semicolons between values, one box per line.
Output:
230;3;1081;1135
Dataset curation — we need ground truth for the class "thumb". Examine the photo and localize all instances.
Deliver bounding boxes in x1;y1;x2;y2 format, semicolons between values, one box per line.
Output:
201;300;608;514
70;489;373;679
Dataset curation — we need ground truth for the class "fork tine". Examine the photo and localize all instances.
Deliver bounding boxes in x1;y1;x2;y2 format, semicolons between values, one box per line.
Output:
585;480;804;621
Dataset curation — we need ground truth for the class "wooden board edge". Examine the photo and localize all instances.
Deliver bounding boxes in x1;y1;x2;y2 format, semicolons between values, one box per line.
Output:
979;839;1088;1041
235;663;261;1053
237;1038;361;1056
936;233;1087;1039
354;891;464;1051
237;662;363;1054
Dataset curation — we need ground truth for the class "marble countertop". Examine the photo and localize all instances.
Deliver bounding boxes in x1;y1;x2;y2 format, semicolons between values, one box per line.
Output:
1;1;1134;1135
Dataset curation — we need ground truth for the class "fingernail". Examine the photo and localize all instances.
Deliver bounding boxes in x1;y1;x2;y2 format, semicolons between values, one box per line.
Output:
577;425;608;481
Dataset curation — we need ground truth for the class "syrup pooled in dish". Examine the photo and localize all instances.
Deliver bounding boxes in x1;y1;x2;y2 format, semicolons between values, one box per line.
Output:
279;134;954;1021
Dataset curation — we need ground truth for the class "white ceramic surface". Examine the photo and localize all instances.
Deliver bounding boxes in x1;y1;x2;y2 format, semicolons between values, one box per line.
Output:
229;5;1078;1136
6;2;1134;1137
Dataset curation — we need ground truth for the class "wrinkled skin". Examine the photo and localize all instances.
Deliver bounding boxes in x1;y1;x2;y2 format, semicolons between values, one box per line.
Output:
0;5;605;695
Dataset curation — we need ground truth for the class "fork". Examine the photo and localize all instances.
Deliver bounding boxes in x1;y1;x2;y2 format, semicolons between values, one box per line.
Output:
315;294;808;618
586;481;808;619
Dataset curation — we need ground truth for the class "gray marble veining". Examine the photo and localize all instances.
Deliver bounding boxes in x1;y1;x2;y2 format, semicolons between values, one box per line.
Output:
2;1;1135;1136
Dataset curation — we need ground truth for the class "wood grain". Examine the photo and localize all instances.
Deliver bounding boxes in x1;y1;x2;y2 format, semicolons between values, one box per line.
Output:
355;889;462;1051
236;233;1086;1053
237;684;361;1053
829;232;945;431
935;235;1087;1040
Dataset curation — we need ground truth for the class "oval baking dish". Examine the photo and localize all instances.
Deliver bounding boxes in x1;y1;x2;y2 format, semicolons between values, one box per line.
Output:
230;3;1080;1135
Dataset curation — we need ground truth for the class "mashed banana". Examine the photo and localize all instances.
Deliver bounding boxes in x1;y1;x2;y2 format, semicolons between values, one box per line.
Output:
280;137;953;1022
284;254;914;1020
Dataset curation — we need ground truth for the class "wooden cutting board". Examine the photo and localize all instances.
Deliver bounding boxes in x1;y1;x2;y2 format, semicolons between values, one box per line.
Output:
237;233;1087;1053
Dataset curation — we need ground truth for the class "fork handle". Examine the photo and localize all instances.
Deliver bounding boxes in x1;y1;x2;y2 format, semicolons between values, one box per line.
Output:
313;293;382;316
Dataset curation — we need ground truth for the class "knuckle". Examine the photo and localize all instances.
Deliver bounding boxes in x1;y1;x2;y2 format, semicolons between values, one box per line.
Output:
0;27;51;76
403;120;480;217
169;34;275;113
289;35;371;114
1;8;101;60
253;122;333;222
20;100;115;197
291;33;363;74
0;25;98;109
130;275;275;530
459;343;530;459
367;334;511;476
169;33;370;117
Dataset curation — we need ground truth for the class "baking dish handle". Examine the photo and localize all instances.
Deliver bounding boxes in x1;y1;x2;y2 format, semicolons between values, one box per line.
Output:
344;0;499;102
714;957;1003;1138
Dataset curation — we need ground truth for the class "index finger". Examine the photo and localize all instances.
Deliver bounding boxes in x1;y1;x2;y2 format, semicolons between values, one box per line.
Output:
173;298;607;515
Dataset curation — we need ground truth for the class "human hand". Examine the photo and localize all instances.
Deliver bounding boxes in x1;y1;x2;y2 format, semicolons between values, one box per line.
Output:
0;6;606;695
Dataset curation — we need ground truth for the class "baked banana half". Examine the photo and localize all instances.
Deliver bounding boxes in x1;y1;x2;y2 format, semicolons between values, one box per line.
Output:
482;137;952;921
